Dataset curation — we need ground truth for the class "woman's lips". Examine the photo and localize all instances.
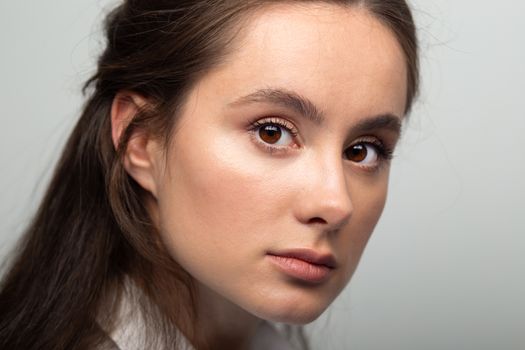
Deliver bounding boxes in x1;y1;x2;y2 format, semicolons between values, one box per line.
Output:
266;249;336;284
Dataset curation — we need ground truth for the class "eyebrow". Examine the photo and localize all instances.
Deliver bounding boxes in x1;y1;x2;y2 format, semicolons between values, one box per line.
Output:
352;113;403;136
229;87;402;135
229;88;325;125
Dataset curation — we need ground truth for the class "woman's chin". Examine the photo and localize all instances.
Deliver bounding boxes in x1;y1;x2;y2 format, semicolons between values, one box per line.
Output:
247;293;332;325
258;306;326;325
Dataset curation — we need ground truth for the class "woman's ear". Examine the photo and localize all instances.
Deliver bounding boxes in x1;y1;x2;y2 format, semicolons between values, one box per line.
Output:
111;92;161;198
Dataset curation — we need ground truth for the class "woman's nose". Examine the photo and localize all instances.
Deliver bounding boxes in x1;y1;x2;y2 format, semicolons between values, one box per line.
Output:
293;154;353;232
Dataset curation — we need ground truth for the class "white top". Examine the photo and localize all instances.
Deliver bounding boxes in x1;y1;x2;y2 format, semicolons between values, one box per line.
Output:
110;319;296;350
107;285;298;350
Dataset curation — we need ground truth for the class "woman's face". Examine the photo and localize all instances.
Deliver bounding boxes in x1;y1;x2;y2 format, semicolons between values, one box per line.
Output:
150;4;407;323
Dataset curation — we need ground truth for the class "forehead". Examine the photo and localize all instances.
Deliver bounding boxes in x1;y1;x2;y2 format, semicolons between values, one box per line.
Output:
195;3;407;121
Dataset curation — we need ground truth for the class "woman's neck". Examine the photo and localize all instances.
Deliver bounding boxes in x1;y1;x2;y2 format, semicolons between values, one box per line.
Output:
130;264;263;349
193;282;263;350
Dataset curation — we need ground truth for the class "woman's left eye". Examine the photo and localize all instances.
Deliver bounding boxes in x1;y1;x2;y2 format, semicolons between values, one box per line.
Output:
344;141;391;168
345;143;377;164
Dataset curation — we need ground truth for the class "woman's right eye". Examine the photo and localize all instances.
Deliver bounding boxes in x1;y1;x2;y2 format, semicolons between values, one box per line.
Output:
248;117;299;151
256;123;293;146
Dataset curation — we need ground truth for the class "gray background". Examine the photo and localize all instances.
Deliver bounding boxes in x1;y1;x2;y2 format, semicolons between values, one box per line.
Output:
1;1;524;349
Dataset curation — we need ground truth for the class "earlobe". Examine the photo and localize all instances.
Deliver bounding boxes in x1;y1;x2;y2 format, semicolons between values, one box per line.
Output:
110;92;161;198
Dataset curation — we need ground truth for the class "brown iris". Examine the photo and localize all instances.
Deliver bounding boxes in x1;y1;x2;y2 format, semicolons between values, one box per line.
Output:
259;125;282;144
346;144;367;162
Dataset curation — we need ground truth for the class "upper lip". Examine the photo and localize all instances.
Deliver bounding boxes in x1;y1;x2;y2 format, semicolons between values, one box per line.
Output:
267;248;337;269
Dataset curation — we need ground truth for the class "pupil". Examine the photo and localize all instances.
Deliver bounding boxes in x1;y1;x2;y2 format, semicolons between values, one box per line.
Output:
259;125;281;144
348;144;367;162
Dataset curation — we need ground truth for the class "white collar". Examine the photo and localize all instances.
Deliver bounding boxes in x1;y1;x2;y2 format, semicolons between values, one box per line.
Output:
107;286;296;350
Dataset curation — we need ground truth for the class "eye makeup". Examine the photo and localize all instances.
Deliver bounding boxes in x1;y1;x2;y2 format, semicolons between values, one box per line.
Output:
246;115;397;172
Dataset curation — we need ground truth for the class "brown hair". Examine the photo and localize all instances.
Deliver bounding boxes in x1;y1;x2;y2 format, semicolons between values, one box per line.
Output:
0;1;419;349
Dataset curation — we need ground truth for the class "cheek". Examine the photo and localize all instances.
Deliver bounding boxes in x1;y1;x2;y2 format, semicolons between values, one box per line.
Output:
154;132;289;272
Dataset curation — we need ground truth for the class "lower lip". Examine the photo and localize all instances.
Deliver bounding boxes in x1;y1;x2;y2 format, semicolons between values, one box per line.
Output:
267;254;332;283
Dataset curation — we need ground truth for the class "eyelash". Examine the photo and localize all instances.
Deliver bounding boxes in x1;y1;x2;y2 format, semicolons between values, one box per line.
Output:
248;117;299;136
247;117;394;169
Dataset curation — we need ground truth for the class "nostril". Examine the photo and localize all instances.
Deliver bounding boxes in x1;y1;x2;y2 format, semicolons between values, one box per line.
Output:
308;217;327;225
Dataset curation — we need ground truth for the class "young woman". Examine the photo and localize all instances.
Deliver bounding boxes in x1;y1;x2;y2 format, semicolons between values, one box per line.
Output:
0;1;419;349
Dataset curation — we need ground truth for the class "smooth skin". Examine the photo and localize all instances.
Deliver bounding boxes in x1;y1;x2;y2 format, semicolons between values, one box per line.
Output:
112;3;407;349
